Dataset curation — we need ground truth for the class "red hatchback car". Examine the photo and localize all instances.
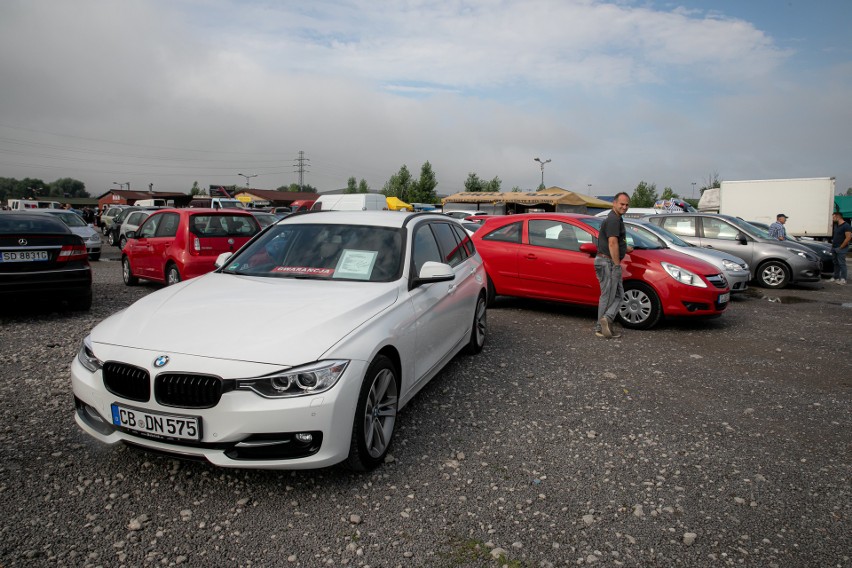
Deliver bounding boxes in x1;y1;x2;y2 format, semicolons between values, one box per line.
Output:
472;213;731;329
122;209;261;286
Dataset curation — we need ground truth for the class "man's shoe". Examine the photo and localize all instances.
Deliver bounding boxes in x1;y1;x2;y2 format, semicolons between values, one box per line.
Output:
839;279;847;285
599;317;613;338
827;278;836;283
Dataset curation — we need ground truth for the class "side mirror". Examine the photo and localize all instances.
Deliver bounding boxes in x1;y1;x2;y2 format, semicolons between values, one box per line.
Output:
413;261;455;286
737;233;748;245
579;243;598;256
126;231;136;240
214;252;233;268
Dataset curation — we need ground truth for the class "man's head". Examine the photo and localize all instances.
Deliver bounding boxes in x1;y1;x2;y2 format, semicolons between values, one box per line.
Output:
776;213;788;224
833;211;844;224
612;192;630;216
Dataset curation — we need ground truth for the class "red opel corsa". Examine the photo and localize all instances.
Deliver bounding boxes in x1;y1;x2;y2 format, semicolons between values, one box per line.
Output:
122;209;261;286
471;213;730;329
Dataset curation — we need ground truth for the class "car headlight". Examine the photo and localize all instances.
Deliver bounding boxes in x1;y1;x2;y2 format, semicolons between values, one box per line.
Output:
237;360;349;398
661;262;707;288
786;247;817;262
77;336;103;373
721;259;746;272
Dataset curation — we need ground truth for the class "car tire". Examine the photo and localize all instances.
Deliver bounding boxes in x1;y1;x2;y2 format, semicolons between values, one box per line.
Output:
463;293;487;355
618;281;662;330
89;252;100;261
119;236;127;250
757;260;790;289
122;257;138;286
101;225;108;235
486;275;496;308
166;264;181;286
346;355;399;472
107;232;115;246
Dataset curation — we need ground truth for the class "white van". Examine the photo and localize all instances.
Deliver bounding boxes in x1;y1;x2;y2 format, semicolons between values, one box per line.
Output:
595;207;661;219
8;199;61;210
134;198;167;207
311;194;387;211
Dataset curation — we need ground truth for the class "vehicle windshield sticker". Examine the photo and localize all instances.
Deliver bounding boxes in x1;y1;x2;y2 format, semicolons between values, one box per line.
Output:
273;266;335;277
334;249;378;280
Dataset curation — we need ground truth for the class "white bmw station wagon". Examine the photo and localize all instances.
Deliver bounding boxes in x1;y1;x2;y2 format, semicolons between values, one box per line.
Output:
72;211;488;471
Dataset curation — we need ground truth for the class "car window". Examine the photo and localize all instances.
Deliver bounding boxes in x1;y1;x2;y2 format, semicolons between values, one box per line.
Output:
702;217;740;240
528;220;583;252
127;212;147;226
190;215;259;237
628;224;666;247
154;213;180;237
412;224;443;274
451;223;476;256
137;214;161;238
659;216;696;237
482;221;522;243
222;223;402;282
0;215;69;234
431;222;466;267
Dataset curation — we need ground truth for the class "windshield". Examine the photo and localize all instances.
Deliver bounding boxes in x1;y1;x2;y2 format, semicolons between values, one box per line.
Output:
52;211;87;227
222;223;404;282
631;221;692;247
579;217;664;250
744;222;770;239
721;215;761;236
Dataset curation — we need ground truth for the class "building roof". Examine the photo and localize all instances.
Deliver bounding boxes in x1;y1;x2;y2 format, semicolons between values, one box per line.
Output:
95;189;188;200
234;189;320;202
443;187;612;208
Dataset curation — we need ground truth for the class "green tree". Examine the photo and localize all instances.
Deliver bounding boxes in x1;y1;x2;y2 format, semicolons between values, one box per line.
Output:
510;186;523;192
21;177;48;199
190;181;201;196
357;179;370;193
278;183;317;192
660;187;679;200
845;187;851;196
630;181;658;207
382;165;414;201
464;173;483;192
410;161;438;203
345;177;358;194
699;172;722;195
483;176;501;192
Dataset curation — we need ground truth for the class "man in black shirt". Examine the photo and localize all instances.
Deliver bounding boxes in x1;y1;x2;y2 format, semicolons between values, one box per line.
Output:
594;192;631;338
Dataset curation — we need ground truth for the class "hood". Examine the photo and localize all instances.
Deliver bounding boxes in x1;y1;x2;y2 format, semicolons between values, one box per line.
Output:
91;273;399;365
680;246;748;268
630;247;722;276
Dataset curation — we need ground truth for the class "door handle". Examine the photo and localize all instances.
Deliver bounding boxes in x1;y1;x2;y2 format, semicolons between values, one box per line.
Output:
447;284;458;294
524;253;538;260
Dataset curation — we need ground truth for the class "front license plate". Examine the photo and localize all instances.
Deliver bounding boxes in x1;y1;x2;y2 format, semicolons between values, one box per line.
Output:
718;292;730;304
1;250;48;262
111;403;201;441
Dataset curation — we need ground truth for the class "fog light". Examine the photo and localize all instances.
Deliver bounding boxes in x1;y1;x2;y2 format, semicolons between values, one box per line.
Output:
294;433;313;444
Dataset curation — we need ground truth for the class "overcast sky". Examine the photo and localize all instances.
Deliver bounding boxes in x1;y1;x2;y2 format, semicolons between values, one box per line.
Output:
1;0;850;199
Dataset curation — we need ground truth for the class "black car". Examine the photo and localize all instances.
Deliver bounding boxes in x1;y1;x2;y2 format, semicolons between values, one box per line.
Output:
0;211;92;310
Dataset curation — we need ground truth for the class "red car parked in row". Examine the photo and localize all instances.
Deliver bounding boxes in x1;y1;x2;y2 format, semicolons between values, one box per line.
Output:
471;213;731;329
122;209;261;286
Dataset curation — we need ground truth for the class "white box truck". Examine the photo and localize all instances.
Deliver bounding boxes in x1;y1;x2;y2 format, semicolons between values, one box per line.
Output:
711;177;836;238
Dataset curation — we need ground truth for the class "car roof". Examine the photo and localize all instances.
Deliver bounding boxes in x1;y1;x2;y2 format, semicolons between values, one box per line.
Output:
282;210;449;229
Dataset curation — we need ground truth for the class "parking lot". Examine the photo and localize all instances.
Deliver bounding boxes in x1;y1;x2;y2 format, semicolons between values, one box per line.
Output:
0;256;849;567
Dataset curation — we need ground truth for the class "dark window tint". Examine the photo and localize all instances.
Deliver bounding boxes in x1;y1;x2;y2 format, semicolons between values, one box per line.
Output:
137;215;161;238
155;213;180;237
432;222;465;267
412;225;443;275
482;221;522;243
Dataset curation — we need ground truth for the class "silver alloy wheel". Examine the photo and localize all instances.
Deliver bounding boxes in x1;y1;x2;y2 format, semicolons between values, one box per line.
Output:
474;297;487;347
166;266;181;285
363;368;398;459
619;288;652;324
761;264;786;287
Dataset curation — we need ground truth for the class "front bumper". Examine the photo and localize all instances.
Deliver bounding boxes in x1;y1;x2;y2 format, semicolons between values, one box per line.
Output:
71;349;367;469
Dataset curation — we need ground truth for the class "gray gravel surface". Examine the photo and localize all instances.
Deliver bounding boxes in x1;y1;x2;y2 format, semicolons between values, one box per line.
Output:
1;257;850;567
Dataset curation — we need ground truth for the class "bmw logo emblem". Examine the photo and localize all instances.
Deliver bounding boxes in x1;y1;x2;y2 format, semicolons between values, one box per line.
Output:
154;355;170;368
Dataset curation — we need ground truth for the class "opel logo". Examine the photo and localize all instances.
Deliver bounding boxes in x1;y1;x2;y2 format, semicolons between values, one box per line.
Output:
18;238;27;246
153;355;170;368
228;238;234;245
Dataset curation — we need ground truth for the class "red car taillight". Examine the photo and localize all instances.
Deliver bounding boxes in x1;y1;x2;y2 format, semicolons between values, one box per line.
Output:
191;236;201;255
57;243;88;262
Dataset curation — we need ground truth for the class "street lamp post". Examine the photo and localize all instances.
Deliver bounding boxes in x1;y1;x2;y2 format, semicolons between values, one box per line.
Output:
692;182;697;199
238;173;258;188
112;181;128;190
533;157;551;189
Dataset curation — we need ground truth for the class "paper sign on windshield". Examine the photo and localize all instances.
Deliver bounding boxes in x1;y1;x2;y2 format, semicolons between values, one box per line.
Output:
334;249;378;280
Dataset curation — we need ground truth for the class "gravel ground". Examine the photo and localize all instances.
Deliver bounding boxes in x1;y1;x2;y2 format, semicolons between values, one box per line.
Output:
1;257;850;567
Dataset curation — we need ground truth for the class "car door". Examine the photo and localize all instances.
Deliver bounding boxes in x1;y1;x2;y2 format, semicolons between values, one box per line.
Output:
518;218;597;303
477;220;523;294
130;214;163;278
408;221;472;383
697;217;755;266
146;212;180;281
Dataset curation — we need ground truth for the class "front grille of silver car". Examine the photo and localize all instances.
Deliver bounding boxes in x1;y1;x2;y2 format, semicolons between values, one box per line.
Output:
706;273;728;289
155;373;224;409
103;362;151;402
